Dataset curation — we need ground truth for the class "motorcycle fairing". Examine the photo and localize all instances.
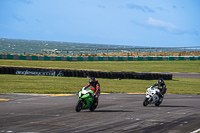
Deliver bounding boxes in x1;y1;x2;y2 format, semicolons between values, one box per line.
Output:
79;89;94;109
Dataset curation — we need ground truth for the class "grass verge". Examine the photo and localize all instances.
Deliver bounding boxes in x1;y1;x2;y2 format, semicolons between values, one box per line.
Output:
0;60;200;73
0;74;199;94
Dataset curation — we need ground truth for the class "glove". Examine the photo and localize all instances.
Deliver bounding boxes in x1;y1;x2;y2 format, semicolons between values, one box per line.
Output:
91;93;94;97
79;87;84;92
147;86;152;89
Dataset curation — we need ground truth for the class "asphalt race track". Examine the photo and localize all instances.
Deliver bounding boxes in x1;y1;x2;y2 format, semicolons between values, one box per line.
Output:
1;93;200;133
172;73;200;78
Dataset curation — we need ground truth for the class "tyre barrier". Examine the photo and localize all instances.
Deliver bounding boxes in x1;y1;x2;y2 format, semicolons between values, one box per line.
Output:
0;66;172;80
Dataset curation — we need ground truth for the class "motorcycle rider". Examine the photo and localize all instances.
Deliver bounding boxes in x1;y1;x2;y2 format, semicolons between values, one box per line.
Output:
151;78;167;98
82;77;100;102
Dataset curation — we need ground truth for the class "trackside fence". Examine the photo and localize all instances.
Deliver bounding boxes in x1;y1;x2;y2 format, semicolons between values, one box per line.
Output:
0;54;200;61
41;46;200;55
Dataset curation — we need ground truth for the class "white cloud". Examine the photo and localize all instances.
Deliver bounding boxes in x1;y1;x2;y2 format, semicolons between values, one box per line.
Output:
127;3;155;13
145;17;199;35
147;17;178;31
12;14;25;22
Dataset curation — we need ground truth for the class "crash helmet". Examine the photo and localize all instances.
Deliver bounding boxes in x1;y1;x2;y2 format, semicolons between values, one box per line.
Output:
158;78;164;84
89;77;96;86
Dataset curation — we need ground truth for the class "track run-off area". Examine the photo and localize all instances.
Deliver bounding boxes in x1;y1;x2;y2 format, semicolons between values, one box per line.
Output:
0;93;200;133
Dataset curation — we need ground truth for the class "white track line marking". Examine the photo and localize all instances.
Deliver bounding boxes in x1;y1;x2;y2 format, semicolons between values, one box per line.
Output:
191;128;200;133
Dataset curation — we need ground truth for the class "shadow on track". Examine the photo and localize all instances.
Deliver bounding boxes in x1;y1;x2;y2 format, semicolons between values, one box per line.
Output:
143;105;189;108
93;110;134;112
158;105;189;108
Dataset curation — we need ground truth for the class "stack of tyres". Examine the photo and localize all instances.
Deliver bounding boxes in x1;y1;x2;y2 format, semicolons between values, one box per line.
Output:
0;67;14;74
0;67;6;74
64;70;72;77
0;66;173;80
75;71;82;77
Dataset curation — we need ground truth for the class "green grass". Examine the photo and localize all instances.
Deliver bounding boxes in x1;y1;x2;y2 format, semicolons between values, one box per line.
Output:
0;74;199;94
0;59;200;73
0;59;200;94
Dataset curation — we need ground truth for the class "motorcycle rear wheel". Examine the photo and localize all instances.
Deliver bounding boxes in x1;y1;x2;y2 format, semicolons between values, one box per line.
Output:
143;97;149;106
75;100;82;112
89;101;98;111
155;97;163;106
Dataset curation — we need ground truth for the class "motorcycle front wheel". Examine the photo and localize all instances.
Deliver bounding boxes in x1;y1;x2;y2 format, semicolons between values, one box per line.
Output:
143;97;149;106
75;100;82;112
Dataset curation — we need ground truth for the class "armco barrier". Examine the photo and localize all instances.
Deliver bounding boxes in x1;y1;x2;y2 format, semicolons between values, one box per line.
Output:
0;66;172;80
0;54;200;61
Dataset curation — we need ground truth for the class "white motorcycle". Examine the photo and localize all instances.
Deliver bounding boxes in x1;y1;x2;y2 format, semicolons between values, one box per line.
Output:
143;87;163;106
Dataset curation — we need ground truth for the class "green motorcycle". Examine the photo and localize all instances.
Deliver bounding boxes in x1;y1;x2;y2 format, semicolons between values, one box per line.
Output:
75;87;98;112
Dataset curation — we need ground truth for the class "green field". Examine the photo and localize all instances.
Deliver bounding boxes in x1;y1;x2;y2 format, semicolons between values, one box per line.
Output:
1;59;200;73
0;60;200;94
0;75;199;94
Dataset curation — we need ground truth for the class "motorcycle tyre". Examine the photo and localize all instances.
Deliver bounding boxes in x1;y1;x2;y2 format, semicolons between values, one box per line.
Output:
75;100;82;112
143;97;149;106
155;97;164;106
89;101;98;111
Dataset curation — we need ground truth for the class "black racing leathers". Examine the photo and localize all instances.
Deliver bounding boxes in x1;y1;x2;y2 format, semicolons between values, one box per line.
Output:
152;82;167;96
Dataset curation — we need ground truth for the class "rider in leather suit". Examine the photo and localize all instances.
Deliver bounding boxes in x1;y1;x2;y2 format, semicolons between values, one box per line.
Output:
151;78;167;98
83;77;100;102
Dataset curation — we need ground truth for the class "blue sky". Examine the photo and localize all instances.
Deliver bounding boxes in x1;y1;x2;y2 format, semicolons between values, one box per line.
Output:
0;0;200;47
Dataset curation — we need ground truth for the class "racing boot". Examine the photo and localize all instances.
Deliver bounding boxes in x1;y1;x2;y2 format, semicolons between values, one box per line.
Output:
158;92;163;101
94;96;98;103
